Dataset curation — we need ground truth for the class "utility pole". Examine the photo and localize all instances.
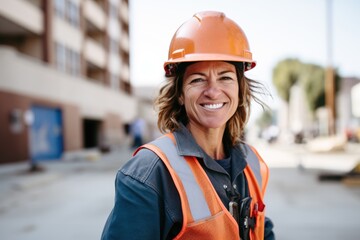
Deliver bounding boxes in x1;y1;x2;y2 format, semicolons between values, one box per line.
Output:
325;0;336;135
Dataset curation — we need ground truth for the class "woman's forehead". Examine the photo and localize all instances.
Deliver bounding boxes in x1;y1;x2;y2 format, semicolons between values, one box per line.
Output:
184;61;236;74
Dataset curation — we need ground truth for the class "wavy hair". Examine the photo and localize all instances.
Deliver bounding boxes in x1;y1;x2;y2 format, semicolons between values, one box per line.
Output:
155;62;267;146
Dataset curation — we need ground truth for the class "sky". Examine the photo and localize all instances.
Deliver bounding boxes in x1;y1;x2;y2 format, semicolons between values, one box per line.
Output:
128;0;360;120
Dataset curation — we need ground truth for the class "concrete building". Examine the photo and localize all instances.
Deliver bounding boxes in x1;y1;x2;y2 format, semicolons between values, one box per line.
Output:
276;76;360;142
338;77;360;140
132;85;162;142
0;0;137;164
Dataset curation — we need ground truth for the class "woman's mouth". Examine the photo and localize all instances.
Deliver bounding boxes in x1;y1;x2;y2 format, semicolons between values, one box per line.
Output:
202;103;225;110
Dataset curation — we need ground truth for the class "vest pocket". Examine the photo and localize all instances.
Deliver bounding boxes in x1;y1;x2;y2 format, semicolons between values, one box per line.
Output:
175;211;240;240
250;205;265;240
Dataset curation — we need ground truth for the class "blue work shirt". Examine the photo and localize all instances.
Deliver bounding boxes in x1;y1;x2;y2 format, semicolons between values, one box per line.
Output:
101;124;275;239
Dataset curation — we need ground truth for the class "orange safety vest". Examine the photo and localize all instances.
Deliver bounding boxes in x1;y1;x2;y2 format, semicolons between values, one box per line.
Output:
137;133;268;240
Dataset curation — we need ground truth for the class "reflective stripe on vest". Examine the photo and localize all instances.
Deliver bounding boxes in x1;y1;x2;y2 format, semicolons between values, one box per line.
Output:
242;144;263;190
150;135;211;221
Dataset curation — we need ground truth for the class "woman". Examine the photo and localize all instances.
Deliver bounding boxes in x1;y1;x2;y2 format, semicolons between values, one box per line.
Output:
101;11;274;240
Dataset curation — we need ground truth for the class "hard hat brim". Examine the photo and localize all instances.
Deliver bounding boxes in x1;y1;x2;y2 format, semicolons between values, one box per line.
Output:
164;53;256;76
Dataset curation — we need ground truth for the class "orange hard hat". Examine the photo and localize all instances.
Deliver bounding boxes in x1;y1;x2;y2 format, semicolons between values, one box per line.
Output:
164;11;256;77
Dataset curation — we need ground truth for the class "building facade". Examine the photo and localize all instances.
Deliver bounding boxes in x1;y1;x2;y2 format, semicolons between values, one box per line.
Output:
338;77;360;141
0;0;137;164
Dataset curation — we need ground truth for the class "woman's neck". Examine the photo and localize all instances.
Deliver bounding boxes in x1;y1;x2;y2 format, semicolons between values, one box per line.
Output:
187;124;225;160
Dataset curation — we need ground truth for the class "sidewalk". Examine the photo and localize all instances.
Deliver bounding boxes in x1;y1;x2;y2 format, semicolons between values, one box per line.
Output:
0;146;133;200
255;140;360;173
1;141;359;194
0;146;134;240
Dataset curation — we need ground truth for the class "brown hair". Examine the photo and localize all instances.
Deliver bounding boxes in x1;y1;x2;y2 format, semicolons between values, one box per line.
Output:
155;62;266;146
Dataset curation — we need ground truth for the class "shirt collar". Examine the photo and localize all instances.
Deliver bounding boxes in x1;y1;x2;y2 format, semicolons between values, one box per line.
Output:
231;144;248;178
173;123;203;158
173;124;247;177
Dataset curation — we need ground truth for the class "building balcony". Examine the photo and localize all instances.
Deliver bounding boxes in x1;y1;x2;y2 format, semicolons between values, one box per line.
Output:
53;17;83;52
84;37;106;69
120;32;129;53
0;0;43;35
119;1;129;25
83;0;106;31
120;62;130;83
0;46;137;122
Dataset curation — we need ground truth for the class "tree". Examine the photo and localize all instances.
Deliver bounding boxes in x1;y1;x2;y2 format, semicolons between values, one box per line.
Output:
300;63;325;111
256;110;273;129
272;58;340;113
272;59;301;102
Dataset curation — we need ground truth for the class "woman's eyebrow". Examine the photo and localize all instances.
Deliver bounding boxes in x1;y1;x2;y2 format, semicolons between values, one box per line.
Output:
186;70;235;78
219;70;236;75
186;72;206;77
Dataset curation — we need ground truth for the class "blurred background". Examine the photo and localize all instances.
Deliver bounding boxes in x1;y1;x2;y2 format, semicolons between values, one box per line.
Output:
0;0;359;239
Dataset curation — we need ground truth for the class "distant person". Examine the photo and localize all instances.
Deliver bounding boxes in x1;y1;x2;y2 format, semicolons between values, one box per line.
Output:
101;11;274;240
130;117;146;148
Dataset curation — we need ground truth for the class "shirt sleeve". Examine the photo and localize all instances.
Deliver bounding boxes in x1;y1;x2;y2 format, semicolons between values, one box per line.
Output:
101;171;162;240
264;216;276;240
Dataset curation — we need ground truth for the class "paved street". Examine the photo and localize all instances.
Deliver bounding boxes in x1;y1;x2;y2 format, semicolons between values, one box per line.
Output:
0;148;133;240
0;143;359;240
257;142;360;240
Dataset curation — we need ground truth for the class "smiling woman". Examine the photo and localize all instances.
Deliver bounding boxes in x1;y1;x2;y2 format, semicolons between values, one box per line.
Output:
180;61;240;156
102;11;275;240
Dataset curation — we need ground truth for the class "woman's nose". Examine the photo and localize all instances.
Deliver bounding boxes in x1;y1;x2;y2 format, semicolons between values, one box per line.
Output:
203;80;221;98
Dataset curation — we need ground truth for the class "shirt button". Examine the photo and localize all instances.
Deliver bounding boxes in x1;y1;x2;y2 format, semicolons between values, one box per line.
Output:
223;184;228;189
233;184;237;189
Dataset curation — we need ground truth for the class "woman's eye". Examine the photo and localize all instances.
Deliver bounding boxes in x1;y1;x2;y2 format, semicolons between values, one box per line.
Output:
220;76;233;81
190;78;204;84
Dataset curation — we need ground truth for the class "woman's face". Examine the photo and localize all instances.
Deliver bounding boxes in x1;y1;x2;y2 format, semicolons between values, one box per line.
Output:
181;61;239;131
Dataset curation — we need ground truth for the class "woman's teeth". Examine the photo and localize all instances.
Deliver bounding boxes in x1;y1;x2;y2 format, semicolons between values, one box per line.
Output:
203;103;224;109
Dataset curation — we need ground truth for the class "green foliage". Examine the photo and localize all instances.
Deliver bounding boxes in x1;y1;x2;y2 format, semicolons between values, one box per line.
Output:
300;64;325;111
272;59;301;101
256;110;274;129
272;58;340;113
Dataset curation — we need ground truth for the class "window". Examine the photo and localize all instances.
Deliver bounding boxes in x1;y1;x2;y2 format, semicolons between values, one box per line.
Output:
54;0;80;28
55;43;66;72
70;51;81;76
109;3;118;19
109;38;119;55
55;42;81;76
110;74;120;90
55;0;66;19
68;1;80;28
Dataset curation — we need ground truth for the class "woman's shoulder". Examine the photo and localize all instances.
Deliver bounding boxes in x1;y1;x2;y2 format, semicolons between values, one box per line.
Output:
120;147;170;184
118;147;180;204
